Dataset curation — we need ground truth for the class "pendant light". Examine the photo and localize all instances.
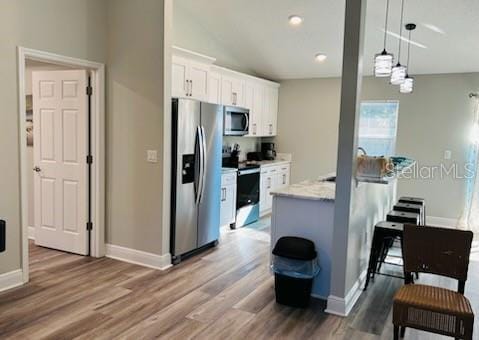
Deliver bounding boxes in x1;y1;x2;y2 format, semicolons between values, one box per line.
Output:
374;0;394;77
390;0;407;85
400;23;416;94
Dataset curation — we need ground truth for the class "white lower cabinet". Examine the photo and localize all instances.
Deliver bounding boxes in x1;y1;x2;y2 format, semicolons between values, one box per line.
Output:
220;172;237;227
260;163;290;216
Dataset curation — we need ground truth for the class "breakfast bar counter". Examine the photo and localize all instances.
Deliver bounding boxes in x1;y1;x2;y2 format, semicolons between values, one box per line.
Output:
270;174;396;303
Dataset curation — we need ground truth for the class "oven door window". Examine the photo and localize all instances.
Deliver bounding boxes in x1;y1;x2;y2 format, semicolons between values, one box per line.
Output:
237;172;260;209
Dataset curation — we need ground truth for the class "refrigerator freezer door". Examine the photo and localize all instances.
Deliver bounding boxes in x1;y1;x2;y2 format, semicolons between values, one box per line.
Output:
173;99;201;256
197;102;223;247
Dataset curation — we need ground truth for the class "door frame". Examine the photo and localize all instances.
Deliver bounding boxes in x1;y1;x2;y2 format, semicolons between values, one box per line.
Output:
17;47;106;283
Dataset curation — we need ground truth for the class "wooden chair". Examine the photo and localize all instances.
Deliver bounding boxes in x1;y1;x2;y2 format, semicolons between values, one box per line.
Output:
393;225;474;339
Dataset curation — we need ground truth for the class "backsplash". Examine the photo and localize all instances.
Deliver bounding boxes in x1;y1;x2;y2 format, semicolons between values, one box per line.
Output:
223;136;261;161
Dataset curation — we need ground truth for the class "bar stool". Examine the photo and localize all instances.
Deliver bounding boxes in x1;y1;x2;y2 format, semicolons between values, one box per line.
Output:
387;210;420;225
398;196;426;225
393;202;424;225
364;221;404;290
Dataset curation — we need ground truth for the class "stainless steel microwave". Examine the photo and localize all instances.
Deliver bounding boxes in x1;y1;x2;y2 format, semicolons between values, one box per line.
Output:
224;106;249;136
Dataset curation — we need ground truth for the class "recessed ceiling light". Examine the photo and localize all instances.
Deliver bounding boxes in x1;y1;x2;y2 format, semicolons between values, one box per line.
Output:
288;15;303;26
315;53;327;63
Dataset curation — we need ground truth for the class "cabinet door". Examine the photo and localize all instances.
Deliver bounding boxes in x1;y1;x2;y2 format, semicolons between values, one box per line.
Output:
260;170;269;213
220;184;236;226
262;86;279;136
221;76;234;106
189;61;209;101
172;56;189;98
245;82;263;137
221;75;244;107
208;70;222;104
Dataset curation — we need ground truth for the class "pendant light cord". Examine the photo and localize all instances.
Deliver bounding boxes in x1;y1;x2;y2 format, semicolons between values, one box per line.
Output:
406;29;411;70
383;0;390;49
397;0;405;62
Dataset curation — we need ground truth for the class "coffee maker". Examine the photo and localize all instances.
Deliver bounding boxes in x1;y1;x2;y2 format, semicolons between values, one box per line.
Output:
261;142;276;160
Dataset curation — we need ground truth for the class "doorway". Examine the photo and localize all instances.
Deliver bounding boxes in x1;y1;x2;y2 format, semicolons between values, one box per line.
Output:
18;47;105;283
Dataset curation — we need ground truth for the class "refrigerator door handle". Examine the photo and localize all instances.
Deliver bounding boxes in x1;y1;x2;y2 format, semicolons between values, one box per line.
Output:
198;125;207;204
195;126;203;205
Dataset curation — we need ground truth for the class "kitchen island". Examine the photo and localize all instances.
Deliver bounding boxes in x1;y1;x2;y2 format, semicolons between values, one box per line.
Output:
270;175;396;301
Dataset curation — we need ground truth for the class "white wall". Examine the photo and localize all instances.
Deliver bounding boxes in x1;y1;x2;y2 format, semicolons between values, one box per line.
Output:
276;73;479;221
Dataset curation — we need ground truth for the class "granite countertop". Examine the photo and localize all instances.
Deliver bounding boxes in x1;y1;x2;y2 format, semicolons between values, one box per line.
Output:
255;159;291;167
270;177;336;202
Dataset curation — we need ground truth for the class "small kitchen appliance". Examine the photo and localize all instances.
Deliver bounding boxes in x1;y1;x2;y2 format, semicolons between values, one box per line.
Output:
261;142;277;160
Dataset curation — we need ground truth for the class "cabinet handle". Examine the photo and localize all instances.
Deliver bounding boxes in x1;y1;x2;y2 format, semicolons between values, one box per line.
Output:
190;80;193;96
221;188;226;202
185;80;189;95
267;177;271;189
269;124;273;135
283;174;286;185
253;123;256;135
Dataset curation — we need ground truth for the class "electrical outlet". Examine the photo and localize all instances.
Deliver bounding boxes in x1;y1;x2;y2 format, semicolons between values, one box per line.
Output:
147;150;158;163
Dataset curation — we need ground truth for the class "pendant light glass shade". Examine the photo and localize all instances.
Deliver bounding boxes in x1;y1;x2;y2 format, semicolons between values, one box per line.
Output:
400;76;414;93
374;0;393;77
374;50;394;77
391;63;407;85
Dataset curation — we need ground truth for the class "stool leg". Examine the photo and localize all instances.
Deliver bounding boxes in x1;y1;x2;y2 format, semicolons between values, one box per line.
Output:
364;230;380;290
400;326;406;338
394;326;399;340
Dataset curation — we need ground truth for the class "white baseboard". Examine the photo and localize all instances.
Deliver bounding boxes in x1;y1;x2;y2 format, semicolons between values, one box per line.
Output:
28;226;35;240
325;269;367;317
0;270;24;293
105;244;172;271
426;216;458;228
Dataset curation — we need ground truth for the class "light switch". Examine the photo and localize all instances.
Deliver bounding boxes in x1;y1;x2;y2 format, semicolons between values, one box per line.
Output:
444;150;452;160
147;150;158;163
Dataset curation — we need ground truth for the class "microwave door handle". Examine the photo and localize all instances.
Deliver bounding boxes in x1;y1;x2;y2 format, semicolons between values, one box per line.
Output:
244;112;249;132
199;126;207;204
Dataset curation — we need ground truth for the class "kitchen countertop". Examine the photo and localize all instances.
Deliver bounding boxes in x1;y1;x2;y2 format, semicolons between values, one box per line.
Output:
248;159;292;167
270;175;336;202
221;167;238;174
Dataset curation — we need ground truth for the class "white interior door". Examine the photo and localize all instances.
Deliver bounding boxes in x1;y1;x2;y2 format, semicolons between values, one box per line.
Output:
32;70;89;255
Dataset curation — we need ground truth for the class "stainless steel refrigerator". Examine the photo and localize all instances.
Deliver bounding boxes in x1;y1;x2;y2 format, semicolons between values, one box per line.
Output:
171;98;223;264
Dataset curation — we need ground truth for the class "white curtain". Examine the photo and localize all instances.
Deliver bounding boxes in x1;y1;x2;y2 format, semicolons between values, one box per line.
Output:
459;96;479;238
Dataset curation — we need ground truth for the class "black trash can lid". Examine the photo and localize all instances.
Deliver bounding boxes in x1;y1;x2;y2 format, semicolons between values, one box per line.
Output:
272;236;317;260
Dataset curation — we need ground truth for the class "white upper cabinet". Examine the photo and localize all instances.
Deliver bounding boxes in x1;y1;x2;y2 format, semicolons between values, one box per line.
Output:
262;86;279;136
207;68;222;104
244;81;263;137
172;56;189;99
172;47;280;136
221;74;244;107
188;61;209;101
172;56;210;101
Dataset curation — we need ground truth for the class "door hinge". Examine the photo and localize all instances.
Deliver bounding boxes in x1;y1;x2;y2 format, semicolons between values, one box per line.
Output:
87;155;93;164
86;222;93;231
86;85;93;96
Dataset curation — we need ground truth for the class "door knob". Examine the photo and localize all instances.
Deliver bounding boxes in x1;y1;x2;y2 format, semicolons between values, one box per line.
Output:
33;166;41;172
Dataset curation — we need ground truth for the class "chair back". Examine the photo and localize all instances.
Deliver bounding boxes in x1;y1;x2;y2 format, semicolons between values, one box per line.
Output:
403;224;473;282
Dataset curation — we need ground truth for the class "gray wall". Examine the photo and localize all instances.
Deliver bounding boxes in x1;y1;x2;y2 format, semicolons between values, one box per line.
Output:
0;0;108;274
105;0;166;255
0;0;168;275
276;73;479;220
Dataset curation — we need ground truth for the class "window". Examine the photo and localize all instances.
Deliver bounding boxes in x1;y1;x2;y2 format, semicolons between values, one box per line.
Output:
358;101;399;156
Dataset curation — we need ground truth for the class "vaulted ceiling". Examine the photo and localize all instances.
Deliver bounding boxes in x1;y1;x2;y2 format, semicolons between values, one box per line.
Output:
175;0;479;80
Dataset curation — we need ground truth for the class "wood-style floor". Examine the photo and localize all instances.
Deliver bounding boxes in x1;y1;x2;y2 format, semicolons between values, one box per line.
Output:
0;220;478;339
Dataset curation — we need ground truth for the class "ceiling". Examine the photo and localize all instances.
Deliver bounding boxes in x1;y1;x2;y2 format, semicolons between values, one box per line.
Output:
175;0;479;80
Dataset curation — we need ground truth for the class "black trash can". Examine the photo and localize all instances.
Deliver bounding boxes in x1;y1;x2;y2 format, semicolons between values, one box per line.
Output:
272;236;320;308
